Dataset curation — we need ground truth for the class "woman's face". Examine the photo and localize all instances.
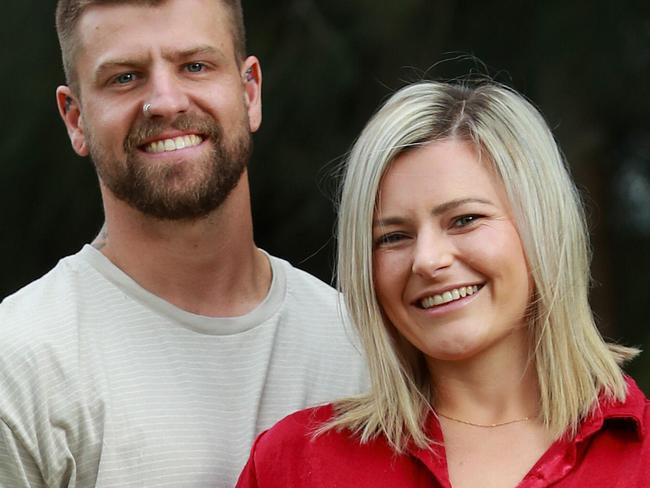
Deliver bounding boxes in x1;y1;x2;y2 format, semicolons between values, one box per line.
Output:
372;139;532;365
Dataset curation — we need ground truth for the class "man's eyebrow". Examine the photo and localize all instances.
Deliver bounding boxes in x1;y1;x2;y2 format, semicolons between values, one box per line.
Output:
93;45;227;83
94;57;146;83
372;197;493;228
167;45;226;61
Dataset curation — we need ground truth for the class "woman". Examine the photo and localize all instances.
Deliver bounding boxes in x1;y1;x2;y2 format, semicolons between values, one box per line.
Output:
236;81;649;487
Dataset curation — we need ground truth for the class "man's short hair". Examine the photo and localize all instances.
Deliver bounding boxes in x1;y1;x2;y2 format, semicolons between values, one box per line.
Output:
55;0;246;94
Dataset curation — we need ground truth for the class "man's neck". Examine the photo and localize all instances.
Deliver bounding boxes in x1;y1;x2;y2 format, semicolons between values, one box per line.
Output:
98;175;272;317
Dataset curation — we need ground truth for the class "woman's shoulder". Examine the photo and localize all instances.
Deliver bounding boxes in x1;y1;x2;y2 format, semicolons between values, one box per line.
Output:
619;376;649;422
239;404;352;485
253;404;337;453
251;402;397;463
238;404;410;487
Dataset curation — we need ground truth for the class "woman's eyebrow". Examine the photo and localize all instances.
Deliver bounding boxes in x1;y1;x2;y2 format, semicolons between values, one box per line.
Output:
430;197;493;216
373;197;493;228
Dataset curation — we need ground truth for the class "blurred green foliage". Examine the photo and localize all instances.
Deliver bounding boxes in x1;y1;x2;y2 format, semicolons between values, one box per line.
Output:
2;0;648;390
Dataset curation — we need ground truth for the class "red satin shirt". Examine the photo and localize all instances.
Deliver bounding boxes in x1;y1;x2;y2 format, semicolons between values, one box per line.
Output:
237;378;649;487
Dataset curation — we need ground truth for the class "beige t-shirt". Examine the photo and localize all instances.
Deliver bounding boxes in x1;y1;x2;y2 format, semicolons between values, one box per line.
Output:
0;245;367;487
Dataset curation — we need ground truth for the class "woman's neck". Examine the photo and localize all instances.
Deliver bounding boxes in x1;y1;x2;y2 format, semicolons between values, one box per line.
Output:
428;328;539;425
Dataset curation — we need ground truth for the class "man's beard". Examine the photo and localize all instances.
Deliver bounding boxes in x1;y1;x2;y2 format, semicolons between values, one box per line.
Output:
88;112;252;220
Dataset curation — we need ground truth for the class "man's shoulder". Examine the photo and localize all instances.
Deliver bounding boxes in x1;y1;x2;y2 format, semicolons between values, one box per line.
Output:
266;255;356;338
0;252;100;416
264;254;366;369
2;251;87;313
0;250;98;352
268;255;338;299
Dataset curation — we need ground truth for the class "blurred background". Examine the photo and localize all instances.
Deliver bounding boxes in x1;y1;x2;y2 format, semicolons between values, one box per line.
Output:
2;1;648;390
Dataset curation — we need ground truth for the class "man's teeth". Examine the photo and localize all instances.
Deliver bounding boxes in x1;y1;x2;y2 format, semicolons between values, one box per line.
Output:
144;135;202;153
420;285;480;309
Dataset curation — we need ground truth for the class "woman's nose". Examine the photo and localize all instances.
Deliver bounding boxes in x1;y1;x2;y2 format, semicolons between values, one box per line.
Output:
411;231;454;279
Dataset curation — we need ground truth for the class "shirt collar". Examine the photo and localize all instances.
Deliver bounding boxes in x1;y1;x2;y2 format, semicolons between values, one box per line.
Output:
407;376;647;484
406;410;450;486
576;376;647;442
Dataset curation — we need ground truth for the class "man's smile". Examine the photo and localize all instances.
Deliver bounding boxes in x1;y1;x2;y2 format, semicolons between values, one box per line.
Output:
143;134;204;153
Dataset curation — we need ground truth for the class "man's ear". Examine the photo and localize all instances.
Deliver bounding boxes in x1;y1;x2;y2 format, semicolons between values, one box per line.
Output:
241;56;262;133
56;85;89;157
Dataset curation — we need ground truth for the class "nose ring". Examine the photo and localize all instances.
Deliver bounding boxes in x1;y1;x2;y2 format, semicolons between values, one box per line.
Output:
143;103;152;116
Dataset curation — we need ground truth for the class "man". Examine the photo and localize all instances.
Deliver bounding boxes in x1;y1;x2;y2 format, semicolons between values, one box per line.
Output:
0;0;366;486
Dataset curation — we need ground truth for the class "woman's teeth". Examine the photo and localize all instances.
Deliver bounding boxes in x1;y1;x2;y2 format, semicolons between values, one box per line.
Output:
420;285;480;309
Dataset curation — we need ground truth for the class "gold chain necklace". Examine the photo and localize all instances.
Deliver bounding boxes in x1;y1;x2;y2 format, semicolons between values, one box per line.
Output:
437;412;531;428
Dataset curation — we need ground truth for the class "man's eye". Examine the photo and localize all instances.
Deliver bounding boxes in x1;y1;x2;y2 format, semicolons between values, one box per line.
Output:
186;63;205;73
114;73;136;84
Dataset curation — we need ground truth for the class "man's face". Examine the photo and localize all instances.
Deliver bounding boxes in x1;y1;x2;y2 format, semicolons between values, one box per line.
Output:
58;0;262;220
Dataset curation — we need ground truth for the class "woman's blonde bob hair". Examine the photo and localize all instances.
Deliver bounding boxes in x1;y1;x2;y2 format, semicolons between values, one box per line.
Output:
328;80;638;452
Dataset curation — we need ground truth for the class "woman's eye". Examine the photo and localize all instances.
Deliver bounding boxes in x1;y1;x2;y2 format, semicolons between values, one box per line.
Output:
114;73;136;84
452;215;480;228
186;63;205;73
375;233;407;247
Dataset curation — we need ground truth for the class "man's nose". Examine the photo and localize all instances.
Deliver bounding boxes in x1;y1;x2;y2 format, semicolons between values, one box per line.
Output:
143;69;190;119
